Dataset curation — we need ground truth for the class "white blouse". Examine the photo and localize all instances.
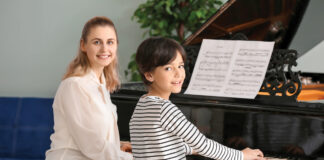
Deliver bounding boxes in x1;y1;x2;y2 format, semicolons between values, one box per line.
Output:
46;70;132;160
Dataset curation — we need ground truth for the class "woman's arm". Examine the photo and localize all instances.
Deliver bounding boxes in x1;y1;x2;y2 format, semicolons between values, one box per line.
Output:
57;80;132;160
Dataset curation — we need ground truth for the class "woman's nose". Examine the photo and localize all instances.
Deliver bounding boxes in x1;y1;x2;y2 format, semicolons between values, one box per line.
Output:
101;44;109;52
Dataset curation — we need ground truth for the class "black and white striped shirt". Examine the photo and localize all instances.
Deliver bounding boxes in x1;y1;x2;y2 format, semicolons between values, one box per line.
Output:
130;95;243;160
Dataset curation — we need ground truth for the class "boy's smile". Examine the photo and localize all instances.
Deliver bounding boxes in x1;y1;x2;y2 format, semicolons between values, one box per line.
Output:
146;51;185;99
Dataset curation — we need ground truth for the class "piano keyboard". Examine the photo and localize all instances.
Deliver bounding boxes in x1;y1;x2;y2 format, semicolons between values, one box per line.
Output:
266;157;288;160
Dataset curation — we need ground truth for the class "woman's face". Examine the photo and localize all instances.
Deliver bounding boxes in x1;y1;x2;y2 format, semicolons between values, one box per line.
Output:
81;25;117;72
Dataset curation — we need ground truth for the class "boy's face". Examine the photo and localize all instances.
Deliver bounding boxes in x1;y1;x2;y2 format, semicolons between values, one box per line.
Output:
146;51;185;99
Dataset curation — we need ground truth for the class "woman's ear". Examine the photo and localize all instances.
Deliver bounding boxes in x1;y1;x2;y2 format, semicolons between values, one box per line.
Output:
144;72;154;82
80;39;86;52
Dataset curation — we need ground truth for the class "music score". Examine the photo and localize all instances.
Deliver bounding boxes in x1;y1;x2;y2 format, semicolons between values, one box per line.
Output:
185;39;274;99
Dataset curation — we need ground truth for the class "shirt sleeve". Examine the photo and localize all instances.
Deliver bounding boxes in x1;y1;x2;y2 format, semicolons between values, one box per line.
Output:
183;142;193;155
57;80;132;160
160;102;242;160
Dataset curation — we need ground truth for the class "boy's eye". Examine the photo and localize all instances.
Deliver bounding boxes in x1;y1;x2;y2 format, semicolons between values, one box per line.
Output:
165;67;172;71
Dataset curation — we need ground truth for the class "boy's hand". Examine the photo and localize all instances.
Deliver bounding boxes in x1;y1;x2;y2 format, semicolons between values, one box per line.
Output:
242;147;266;160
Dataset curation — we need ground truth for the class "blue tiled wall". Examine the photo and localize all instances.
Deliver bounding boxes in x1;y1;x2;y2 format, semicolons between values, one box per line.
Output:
0;97;54;160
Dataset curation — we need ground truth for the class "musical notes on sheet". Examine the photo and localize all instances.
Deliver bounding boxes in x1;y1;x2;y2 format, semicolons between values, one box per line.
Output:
184;39;274;99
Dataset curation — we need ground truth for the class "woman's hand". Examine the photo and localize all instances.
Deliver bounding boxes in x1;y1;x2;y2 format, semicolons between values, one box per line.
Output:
242;147;266;160
120;141;132;153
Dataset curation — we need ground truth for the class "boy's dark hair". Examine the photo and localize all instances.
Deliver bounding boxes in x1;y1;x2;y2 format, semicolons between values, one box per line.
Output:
136;37;187;85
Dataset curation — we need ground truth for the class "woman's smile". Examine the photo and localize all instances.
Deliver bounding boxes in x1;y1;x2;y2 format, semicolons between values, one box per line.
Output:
96;54;111;60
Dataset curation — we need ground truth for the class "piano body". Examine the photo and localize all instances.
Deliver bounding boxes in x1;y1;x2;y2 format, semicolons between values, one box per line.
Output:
295;40;324;102
112;0;324;159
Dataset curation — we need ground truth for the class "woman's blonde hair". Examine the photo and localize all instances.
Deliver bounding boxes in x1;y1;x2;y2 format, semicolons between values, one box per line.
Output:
63;16;120;92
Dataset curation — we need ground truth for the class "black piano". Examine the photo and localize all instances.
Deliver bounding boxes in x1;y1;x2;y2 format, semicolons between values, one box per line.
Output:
112;0;324;159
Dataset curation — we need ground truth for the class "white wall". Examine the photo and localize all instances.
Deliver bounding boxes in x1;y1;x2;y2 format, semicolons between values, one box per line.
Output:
0;0;146;97
0;0;323;98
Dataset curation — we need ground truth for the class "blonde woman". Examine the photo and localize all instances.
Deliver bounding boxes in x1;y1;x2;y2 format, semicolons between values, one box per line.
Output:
46;16;132;160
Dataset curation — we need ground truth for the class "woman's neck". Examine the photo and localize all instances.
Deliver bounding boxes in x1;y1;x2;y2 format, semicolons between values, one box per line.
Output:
91;67;104;83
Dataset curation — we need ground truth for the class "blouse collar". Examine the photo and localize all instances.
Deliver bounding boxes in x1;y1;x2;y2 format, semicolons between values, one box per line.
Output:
87;69;106;86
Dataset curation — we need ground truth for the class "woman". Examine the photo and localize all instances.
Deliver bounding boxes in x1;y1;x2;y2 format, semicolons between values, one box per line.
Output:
46;16;132;160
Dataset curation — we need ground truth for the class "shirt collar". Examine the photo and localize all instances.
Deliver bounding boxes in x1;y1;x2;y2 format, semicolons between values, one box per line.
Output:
86;69;106;86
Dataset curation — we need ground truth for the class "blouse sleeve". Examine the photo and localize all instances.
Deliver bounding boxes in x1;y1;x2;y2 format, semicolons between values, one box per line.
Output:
160;102;242;160
56;80;132;160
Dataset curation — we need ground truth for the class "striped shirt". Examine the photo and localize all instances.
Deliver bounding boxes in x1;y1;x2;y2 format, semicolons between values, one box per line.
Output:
130;95;243;160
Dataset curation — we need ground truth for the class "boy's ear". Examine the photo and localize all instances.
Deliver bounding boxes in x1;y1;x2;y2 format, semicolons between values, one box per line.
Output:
144;72;154;82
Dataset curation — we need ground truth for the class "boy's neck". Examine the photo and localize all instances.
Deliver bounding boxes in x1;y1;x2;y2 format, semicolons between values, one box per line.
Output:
147;89;171;100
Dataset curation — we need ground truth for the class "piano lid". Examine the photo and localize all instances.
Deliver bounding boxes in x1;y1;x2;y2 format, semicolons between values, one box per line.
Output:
295;40;324;74
183;0;310;49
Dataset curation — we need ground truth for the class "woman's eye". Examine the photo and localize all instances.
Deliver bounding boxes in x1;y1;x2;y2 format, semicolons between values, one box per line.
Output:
165;67;172;71
107;41;114;45
179;65;184;69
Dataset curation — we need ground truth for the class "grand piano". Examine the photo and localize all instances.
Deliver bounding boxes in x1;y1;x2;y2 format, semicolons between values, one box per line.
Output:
112;0;324;159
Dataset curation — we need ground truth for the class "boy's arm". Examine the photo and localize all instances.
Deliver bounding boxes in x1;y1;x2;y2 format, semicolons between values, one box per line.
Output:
183;142;193;155
160;102;243;160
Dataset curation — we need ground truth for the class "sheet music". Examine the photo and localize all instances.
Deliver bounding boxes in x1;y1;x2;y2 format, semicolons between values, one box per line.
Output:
184;39;274;99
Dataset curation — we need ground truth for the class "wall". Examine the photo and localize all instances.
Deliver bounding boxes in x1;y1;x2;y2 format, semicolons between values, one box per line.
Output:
0;0;323;98
0;0;146;97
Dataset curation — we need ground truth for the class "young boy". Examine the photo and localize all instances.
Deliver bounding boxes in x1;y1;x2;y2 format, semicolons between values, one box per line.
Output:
129;37;265;160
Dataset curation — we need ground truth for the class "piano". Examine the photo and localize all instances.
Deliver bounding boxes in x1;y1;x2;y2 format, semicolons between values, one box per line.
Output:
295;40;324;102
112;0;324;159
